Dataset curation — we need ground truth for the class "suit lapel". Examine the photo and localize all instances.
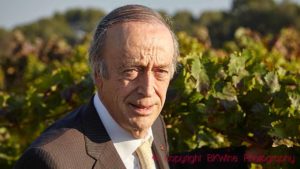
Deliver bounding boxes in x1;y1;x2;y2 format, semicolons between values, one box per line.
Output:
81;98;126;169
152;116;170;169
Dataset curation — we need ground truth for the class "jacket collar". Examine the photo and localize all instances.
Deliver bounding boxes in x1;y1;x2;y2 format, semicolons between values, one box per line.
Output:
81;98;126;169
152;116;170;169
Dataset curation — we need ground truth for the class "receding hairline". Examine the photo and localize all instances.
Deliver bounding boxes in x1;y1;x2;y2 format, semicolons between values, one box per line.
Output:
103;20;175;60
105;20;174;39
89;4;179;80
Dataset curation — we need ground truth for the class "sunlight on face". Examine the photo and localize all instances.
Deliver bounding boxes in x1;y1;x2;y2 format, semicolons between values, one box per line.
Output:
95;21;174;138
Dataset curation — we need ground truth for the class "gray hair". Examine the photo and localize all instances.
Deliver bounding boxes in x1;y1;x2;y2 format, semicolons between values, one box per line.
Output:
88;4;179;82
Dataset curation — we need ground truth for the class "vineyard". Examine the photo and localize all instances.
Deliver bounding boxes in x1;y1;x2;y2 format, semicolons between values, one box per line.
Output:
1;1;300;168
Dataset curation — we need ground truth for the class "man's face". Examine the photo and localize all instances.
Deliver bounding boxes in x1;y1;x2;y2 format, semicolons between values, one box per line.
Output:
95;21;174;138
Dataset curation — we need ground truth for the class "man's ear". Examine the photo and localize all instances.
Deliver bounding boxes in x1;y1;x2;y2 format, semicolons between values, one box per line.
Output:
94;73;103;89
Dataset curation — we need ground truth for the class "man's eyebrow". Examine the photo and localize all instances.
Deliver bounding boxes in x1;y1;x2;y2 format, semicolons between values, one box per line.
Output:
117;56;172;69
157;64;171;67
154;64;172;69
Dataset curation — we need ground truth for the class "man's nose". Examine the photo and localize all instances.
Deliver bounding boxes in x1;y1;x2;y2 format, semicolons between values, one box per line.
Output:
137;71;155;97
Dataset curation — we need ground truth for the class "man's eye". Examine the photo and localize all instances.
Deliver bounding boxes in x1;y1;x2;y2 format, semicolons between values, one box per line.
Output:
123;69;139;79
155;69;169;79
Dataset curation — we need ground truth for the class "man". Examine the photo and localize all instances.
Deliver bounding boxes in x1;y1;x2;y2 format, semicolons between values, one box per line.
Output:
14;4;178;169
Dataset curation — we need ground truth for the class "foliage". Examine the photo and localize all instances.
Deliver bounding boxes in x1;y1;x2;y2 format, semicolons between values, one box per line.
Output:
1;1;300;168
163;31;300;168
14;8;105;44
1;0;299;48
1;27;299;168
0;38;94;168
199;0;300;47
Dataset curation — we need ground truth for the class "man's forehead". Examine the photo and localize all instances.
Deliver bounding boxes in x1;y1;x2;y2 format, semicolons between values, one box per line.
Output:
105;21;174;52
103;20;174;68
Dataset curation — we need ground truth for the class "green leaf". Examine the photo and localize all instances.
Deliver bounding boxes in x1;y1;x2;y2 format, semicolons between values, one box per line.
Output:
264;71;280;93
191;56;210;93
227;53;249;86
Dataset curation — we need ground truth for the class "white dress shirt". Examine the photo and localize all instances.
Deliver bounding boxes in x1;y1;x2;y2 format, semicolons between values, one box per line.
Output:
93;93;155;169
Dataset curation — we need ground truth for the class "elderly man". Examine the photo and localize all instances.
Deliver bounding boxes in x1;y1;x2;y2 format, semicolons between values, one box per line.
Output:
14;4;178;169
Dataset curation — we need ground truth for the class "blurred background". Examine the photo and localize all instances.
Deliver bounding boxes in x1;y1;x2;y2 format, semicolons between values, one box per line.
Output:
1;0;300;168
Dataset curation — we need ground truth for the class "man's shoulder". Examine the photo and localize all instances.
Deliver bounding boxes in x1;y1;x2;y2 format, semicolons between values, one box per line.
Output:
14;103;96;169
31;104;88;148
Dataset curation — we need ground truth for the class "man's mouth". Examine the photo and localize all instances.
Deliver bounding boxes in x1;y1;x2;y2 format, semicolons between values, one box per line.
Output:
128;103;154;115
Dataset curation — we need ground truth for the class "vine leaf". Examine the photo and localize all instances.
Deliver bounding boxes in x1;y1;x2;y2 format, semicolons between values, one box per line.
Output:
264;71;280;93
191;57;210;93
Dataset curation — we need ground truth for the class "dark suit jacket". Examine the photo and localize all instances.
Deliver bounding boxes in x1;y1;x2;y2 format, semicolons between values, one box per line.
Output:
14;97;170;169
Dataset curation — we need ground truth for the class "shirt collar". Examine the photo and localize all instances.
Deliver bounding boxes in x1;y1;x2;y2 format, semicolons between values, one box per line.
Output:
93;93;153;161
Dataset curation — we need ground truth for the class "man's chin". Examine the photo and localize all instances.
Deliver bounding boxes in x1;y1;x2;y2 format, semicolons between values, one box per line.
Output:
130;128;150;139
127;121;153;137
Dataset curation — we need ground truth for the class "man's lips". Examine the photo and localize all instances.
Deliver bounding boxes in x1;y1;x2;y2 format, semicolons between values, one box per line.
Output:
128;103;155;115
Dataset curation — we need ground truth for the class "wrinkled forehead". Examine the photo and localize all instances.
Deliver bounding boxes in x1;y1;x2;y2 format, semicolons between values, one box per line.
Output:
106;21;174;48
104;21;175;66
